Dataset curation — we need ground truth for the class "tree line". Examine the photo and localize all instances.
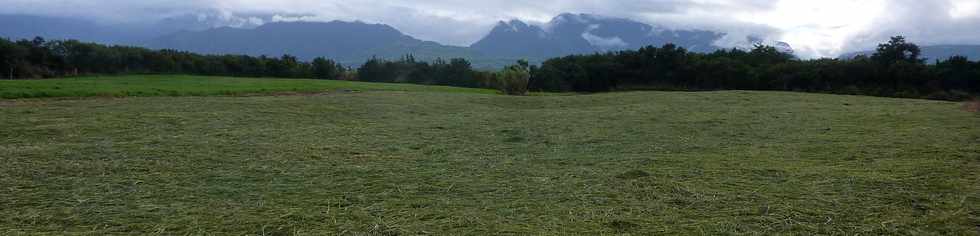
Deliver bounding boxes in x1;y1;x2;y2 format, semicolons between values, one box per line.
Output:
0;37;495;89
531;37;979;100
2;36;978;100
0;37;350;80
357;55;481;88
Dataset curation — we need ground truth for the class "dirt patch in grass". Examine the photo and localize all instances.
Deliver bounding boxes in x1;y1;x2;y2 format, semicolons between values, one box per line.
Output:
963;100;980;113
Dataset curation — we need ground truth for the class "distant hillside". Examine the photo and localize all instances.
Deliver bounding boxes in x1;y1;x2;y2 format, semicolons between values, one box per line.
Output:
0;13;254;45
148;13;779;67
471;13;725;60
0;14;159;44
4;12;789;68
144;21;513;68
840;45;980;61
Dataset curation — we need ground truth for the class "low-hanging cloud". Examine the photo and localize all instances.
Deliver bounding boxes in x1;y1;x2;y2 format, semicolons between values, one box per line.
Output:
582;24;630;49
1;0;977;58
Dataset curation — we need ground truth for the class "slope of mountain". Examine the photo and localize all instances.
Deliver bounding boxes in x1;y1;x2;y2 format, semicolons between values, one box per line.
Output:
471;13;725;60
153;11;268;33
840;45;980;61
469;20;556;59
0;13;240;45
5;12;766;68
145;21;490;66
0;14;156;44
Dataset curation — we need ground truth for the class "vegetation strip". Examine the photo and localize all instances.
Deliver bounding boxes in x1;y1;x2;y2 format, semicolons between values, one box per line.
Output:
2;36;977;100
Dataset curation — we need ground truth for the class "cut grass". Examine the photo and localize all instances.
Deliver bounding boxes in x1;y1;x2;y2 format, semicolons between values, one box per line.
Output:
1;78;978;234
0;75;496;99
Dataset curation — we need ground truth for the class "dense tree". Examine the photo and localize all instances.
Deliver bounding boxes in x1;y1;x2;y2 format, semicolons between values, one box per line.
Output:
933;55;980;99
311;57;345;80
0;37;341;80
0;35;977;100
0;38;29;79
531;37;978;100
355;56;481;87
444;58;476;87
872;36;924;66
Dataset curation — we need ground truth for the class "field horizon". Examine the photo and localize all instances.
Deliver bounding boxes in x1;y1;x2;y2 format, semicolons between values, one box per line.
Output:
2;76;979;234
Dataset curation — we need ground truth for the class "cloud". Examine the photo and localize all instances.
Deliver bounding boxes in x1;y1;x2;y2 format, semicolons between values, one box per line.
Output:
582;33;629;49
1;0;978;58
844;0;980;53
582;24;630;49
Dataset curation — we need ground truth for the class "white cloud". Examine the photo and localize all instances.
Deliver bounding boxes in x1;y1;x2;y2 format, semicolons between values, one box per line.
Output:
582;24;629;49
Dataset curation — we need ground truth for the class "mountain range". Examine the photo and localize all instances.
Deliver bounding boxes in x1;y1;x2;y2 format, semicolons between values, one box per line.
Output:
472;13;724;59
0;15;156;45
6;12;920;68
144;21;486;65
0;12;271;45
141;13;736;67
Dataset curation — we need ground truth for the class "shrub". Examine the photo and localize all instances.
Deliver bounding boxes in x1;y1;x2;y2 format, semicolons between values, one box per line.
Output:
494;62;530;95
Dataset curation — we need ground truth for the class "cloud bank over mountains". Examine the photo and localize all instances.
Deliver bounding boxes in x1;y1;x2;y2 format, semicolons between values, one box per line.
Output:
1;0;978;58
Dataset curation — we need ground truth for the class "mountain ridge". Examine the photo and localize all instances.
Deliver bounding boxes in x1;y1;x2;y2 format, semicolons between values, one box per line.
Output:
144;20;495;67
3;12;786;68
471;13;725;60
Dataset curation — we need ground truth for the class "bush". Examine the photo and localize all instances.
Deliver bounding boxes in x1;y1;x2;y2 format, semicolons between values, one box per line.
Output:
495;62;530;95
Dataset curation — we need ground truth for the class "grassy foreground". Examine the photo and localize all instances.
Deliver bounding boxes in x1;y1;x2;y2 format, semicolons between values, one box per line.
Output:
1;78;979;234
0;75;495;98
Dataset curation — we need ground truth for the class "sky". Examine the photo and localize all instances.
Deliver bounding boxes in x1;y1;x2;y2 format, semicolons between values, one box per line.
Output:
2;0;979;58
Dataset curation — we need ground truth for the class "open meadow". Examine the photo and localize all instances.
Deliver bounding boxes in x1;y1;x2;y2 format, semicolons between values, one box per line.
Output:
1;76;978;235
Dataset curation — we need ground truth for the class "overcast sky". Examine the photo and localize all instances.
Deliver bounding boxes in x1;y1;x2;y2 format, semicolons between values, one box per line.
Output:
2;0;979;58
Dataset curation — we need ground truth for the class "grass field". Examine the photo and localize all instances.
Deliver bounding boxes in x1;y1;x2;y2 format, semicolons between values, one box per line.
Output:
1;76;979;235
0;75;496;99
